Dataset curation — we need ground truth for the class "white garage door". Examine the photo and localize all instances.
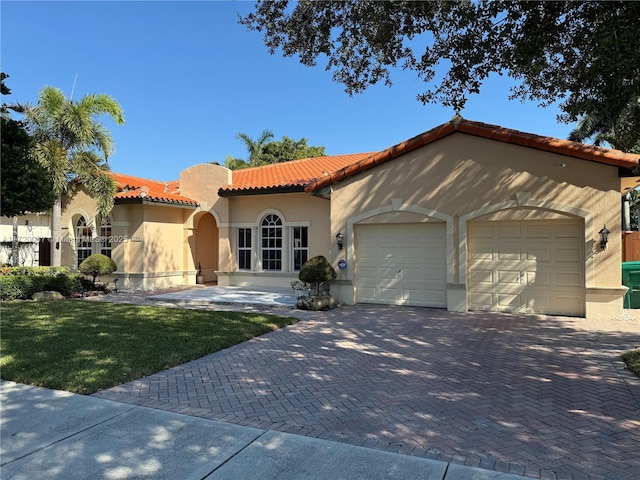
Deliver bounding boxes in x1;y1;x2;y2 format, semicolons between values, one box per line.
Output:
355;223;447;307
468;220;585;316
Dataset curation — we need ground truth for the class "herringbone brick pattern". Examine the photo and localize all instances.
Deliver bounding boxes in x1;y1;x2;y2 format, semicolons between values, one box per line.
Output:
95;305;640;480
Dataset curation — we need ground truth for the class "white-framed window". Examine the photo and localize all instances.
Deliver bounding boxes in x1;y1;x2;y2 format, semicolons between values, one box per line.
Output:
292;226;308;271
261;214;282;271
76;216;92;268
100;216;112;258
238;228;252;270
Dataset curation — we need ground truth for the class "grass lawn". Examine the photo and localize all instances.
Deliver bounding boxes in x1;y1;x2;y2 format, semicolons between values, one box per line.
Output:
622;348;640;378
0;300;297;394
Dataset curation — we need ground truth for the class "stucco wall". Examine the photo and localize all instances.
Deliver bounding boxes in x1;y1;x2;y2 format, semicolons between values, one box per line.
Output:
180;163;230;224
330;133;623;319
61;187;195;288
216;193;331;288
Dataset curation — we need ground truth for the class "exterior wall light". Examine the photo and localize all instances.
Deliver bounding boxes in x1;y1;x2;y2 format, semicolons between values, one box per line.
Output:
599;225;611;250
336;231;344;250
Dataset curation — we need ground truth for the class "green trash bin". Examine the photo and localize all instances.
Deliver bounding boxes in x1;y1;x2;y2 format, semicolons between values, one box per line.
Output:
622;261;640;308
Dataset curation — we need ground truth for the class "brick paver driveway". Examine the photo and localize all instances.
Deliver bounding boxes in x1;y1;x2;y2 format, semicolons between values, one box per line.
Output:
96;305;640;479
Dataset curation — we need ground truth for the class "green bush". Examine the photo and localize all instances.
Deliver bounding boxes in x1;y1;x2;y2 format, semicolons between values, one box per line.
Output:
48;273;83;296
0;275;30;300
79;254;117;284
298;255;337;294
0;266;68;277
0;267;83;300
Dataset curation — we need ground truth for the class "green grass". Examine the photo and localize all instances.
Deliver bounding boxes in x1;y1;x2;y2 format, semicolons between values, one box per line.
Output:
0;300;297;394
622;348;640;378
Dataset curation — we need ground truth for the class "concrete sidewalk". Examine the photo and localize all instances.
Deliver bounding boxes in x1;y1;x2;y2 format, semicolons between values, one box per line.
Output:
1;381;527;480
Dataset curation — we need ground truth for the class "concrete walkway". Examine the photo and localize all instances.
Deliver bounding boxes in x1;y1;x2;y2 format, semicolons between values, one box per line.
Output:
2;381;526;479
147;285;298;307
85;289;640;480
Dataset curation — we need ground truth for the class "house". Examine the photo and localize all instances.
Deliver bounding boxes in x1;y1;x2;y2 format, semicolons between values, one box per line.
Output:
59;118;640;319
0;213;52;266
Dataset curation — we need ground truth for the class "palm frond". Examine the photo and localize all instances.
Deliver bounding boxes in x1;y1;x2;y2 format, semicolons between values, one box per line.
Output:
78;94;125;126
31;140;69;196
86;170;117;218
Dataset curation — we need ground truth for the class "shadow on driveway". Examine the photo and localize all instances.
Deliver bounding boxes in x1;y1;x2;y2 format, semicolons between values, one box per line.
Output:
95;306;640;480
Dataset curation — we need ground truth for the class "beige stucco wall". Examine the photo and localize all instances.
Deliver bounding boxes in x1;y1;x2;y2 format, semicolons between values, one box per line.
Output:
330;132;623;319
216;192;331;288
61;187;197;289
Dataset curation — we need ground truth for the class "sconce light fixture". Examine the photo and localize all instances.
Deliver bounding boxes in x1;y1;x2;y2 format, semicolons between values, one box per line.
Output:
336;231;344;250
599;225;611;250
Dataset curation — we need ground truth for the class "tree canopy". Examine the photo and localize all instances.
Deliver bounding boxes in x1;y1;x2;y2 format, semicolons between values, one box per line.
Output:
225;130;325;169
1;74;55;218
241;1;640;131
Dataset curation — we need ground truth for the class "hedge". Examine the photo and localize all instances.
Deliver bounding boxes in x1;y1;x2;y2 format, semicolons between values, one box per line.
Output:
0;266;83;300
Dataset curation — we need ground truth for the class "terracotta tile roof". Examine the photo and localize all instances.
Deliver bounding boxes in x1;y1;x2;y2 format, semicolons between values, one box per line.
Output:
305;118;640;193
110;172;199;206
218;153;375;196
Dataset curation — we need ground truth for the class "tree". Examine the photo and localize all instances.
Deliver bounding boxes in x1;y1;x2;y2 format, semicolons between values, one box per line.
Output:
569;101;640;154
225;130;326;170
261;136;326;165
241;1;640;129
225;129;274;169
1;73;55;266
21;86;125;266
298;255;337;295
78;253;117;285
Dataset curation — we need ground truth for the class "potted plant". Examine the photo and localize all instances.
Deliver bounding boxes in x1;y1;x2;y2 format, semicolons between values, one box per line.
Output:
196;262;205;284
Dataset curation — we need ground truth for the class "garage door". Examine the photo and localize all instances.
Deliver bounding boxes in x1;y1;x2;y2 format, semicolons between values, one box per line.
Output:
355;223;447;307
468;220;584;316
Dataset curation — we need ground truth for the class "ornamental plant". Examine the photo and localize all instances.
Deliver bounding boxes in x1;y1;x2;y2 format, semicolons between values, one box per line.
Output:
298;255;336;295
290;280;310;291
79;254;117;285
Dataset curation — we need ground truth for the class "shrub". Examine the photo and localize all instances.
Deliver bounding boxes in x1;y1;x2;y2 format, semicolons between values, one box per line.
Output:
79;254;117;284
298;255;337;294
0;275;30;300
0;266;83;300
0;266;68;277
48;273;83;296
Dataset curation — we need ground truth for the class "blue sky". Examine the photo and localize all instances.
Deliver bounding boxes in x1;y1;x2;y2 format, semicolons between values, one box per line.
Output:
2;1;575;181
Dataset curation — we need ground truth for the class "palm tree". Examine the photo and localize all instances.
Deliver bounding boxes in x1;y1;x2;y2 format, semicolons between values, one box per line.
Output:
225;129;274;169
22;86;125;266
569;100;640;154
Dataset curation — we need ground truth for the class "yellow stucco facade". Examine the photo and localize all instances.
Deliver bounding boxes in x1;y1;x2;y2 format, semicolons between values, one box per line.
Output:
329;133;625;319
59;130;635;319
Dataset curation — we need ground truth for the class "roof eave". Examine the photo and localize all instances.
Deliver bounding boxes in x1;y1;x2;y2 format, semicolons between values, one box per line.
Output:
305;119;640;193
115;197;198;208
218;185;306;198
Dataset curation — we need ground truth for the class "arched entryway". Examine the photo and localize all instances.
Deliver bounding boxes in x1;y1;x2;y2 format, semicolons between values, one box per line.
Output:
194;212;219;283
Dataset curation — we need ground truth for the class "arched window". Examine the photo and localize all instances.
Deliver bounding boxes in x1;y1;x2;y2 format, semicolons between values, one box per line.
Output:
100;216;112;258
261;214;282;271
76;216;92;268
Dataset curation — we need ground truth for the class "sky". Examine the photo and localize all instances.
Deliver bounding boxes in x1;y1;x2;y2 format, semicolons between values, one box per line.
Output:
2;1;576;182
